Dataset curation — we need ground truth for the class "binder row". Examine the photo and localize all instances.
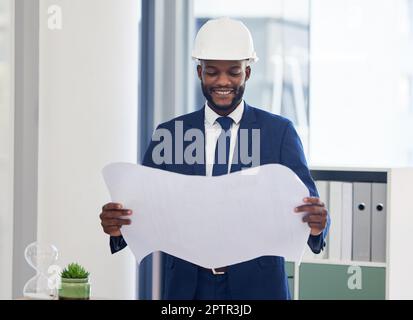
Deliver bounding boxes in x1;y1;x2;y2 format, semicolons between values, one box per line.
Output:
303;181;387;263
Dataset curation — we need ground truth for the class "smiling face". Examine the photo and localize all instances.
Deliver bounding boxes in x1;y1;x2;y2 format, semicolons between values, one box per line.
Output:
197;60;251;116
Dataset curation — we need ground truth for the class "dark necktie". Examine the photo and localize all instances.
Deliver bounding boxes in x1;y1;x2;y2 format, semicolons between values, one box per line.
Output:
212;117;233;176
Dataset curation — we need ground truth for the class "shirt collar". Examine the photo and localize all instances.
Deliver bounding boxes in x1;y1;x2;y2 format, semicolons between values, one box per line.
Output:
204;100;244;126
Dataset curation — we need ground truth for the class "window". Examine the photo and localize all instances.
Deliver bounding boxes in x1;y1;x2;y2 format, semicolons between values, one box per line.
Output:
309;0;413;167
194;0;311;154
194;0;413;167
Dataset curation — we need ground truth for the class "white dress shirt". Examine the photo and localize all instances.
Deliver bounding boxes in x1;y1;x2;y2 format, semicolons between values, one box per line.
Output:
204;100;244;177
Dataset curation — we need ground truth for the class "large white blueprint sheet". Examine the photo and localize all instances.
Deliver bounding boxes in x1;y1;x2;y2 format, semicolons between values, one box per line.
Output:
102;163;311;268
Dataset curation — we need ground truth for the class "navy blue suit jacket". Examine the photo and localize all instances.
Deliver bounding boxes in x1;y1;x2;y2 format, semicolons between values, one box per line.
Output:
110;103;330;300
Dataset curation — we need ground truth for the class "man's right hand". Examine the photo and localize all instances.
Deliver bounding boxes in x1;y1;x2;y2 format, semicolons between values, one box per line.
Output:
100;202;132;237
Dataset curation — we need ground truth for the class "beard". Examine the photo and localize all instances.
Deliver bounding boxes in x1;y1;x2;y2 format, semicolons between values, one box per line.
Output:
201;81;246;111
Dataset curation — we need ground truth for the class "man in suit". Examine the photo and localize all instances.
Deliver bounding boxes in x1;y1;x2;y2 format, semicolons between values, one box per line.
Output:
100;17;330;300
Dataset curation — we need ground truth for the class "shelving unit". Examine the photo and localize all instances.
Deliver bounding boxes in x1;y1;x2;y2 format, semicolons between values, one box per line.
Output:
286;167;413;300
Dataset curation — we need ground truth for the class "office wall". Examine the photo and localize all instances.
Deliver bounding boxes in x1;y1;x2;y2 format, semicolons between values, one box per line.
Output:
38;0;138;299
0;0;14;299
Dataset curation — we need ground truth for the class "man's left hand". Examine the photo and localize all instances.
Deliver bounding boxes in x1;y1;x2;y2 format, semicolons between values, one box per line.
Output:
295;197;328;236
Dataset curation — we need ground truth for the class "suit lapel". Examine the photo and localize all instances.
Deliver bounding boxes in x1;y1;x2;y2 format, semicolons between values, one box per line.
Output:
185;107;206;176
230;103;258;173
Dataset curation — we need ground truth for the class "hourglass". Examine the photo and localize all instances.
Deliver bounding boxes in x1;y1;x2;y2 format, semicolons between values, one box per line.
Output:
23;242;59;300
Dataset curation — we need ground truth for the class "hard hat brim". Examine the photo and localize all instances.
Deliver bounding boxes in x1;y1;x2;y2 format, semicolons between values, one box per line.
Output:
191;55;259;63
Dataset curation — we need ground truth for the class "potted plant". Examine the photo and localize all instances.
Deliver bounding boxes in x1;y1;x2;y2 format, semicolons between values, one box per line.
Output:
58;262;90;300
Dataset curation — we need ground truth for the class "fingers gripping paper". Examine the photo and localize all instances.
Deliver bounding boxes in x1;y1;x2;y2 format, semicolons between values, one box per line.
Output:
102;163;311;268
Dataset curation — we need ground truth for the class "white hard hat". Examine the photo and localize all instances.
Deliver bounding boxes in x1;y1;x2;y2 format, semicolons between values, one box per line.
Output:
192;17;259;63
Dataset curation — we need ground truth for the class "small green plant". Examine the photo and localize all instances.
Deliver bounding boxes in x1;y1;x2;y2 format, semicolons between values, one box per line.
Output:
60;262;90;279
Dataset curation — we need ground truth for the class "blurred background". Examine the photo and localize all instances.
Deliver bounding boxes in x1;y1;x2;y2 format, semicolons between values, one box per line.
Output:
1;0;413;300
